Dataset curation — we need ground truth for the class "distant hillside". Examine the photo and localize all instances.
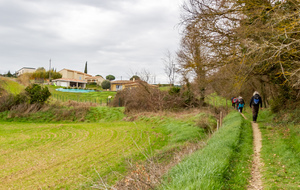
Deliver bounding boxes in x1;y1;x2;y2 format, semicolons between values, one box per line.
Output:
0;77;25;94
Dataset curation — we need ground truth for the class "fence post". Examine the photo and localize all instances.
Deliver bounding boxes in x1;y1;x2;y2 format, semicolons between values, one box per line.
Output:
220;111;222;128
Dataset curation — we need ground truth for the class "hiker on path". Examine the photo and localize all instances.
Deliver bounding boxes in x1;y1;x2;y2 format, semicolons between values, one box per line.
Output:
232;97;238;109
238;96;245;113
236;99;239;110
250;91;263;123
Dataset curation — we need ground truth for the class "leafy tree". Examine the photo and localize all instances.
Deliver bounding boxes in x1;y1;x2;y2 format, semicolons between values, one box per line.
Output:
106;75;115;81
7;71;13;77
46;70;62;80
84;61;87;74
25;84;51;104
101;80;111;90
31;68;47;79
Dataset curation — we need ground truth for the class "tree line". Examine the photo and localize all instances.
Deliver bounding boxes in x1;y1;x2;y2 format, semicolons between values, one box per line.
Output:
169;0;300;111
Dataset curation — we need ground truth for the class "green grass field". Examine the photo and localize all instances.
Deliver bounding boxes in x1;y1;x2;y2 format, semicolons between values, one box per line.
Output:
0;109;207;189
0;77;24;94
255;110;300;189
0;121;168;189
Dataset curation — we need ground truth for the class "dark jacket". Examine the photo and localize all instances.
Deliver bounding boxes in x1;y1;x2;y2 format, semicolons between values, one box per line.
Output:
250;94;262;108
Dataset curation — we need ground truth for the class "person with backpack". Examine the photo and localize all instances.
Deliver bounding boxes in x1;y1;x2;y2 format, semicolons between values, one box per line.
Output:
238;96;245;113
231;97;236;108
250;91;263;123
235;98;240;110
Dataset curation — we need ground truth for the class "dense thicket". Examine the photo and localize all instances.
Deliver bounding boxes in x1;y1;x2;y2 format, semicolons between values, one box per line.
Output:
31;67;62;80
177;0;300;111
0;84;51;112
112;81;200;112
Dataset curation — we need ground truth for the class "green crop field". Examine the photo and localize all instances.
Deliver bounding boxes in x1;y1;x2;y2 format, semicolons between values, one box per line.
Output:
0;121;168;189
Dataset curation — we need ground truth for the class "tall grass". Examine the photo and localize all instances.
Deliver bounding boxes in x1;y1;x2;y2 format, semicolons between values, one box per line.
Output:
160;111;253;189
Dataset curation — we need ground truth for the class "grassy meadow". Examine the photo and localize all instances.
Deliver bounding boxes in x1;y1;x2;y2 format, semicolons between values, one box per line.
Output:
0;121;164;189
0;76;24;94
243;108;300;189
0;108;208;189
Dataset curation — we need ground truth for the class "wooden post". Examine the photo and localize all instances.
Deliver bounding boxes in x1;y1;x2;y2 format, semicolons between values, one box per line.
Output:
217;119;219;131
220;111;222;128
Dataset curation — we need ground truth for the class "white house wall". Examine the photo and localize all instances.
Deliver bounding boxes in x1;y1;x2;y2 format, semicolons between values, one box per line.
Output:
57;81;68;87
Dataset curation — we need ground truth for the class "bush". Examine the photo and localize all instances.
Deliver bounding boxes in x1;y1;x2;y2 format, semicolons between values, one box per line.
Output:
112;81;202;112
25;84;51;104
168;86;181;95
101;80;111;89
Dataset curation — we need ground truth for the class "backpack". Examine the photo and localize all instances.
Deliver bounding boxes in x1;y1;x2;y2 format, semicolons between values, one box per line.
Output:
233;98;238;103
253;94;260;105
232;98;236;103
239;98;244;104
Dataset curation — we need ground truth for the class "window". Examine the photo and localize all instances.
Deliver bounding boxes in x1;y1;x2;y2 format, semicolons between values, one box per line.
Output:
116;85;122;90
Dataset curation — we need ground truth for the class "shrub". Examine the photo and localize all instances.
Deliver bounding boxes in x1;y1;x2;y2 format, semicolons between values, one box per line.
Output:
112;81;201;112
101;80;111;90
168;86;181;95
25;84;51;104
0;93;16;112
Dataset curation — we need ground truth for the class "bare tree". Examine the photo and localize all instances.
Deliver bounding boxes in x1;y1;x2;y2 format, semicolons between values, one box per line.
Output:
162;50;176;86
139;68;152;83
127;68;154;84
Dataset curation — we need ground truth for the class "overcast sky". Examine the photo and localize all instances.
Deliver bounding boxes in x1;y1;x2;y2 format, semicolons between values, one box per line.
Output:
0;0;184;84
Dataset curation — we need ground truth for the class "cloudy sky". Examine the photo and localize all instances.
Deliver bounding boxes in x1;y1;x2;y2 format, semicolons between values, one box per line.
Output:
0;0;184;83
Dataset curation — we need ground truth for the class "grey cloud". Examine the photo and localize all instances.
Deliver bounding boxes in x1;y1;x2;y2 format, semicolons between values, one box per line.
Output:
0;0;182;84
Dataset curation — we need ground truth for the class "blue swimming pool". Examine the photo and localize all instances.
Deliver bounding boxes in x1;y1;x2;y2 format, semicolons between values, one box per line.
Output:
56;88;95;93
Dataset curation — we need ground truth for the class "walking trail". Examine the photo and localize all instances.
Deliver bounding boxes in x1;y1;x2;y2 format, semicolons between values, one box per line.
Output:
241;113;263;190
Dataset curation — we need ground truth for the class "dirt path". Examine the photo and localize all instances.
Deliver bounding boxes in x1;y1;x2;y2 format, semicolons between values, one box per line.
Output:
241;113;263;190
